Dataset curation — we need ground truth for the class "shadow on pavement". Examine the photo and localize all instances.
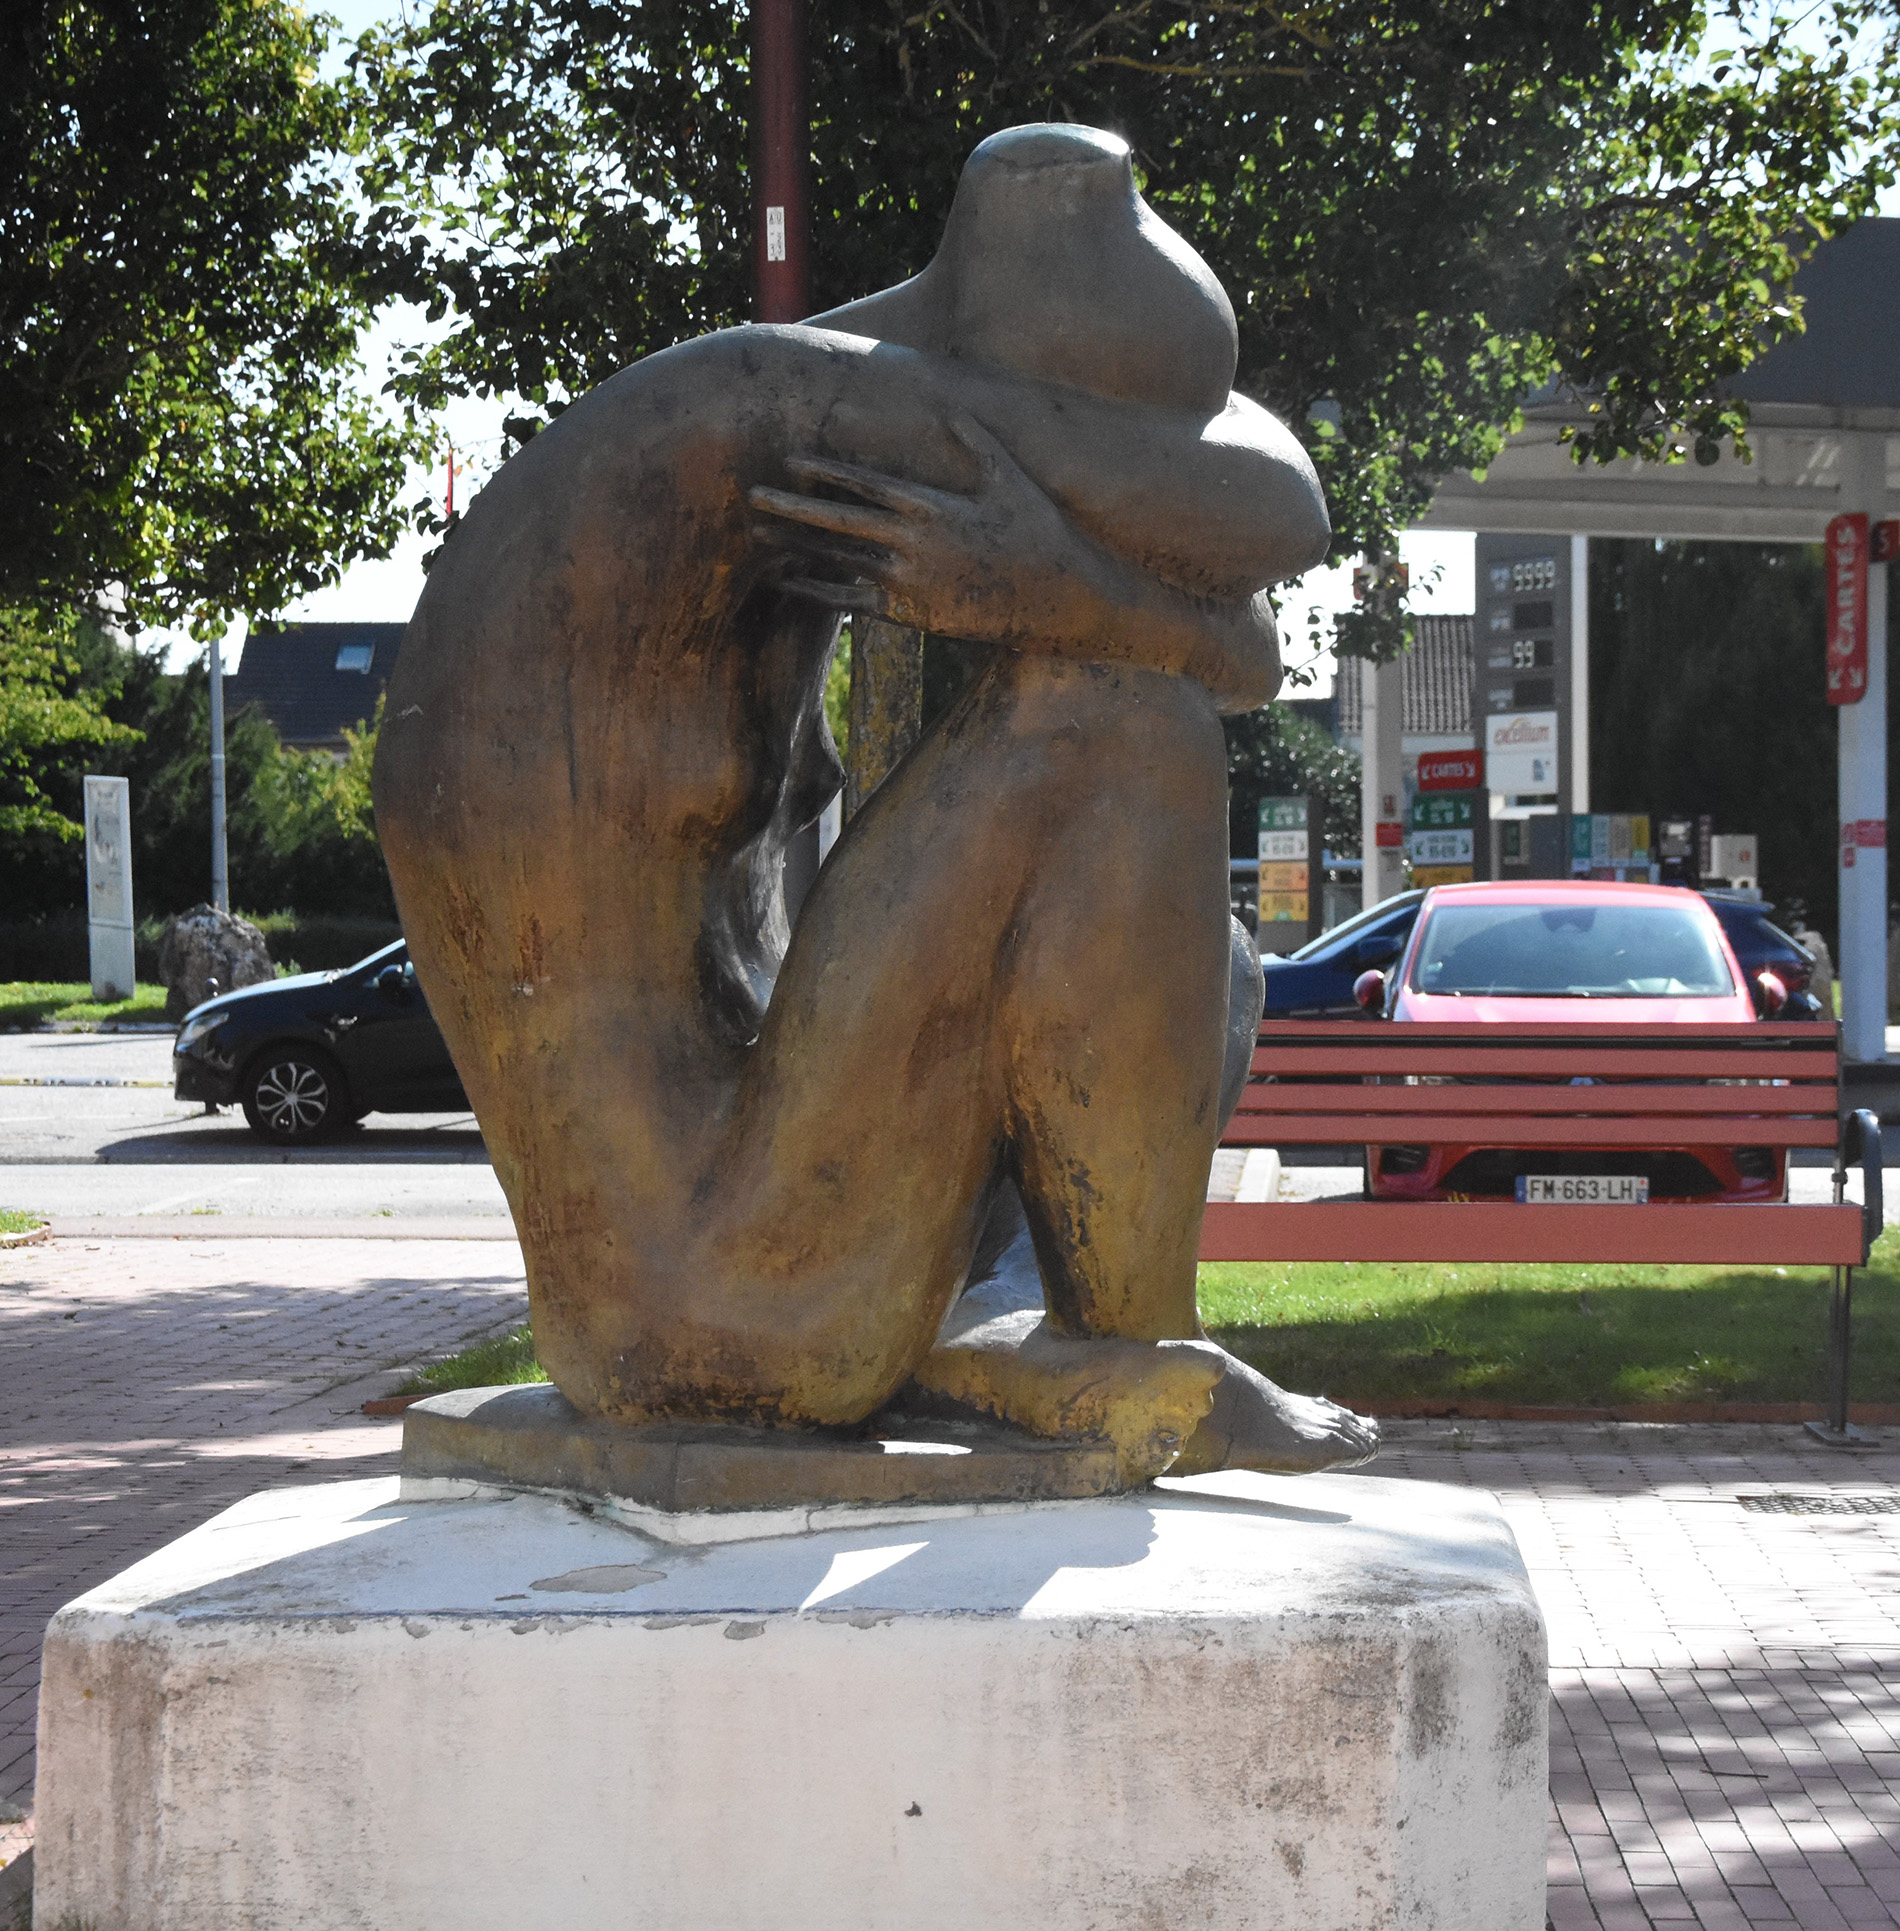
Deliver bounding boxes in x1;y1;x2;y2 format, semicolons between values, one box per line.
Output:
96;1116;490;1164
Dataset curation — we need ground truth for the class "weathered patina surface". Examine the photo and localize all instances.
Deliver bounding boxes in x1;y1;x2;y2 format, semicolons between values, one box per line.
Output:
373;125;1375;1484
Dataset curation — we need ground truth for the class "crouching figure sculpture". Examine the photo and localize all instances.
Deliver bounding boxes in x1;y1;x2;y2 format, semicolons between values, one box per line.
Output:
374;124;1377;1485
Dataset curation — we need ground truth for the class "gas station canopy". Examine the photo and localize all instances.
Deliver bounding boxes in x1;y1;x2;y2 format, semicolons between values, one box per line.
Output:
1412;218;1897;1064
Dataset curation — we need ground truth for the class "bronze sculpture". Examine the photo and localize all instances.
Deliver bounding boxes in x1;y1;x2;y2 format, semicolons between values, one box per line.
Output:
375;125;1376;1486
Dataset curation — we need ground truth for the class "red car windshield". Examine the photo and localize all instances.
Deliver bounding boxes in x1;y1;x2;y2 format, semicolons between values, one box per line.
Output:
1410;901;1736;998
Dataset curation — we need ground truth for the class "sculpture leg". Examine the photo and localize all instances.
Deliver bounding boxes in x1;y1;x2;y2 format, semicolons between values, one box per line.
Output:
996;678;1230;1347
901;654;1377;1475
621;647;1374;1472
670;652;1224;1413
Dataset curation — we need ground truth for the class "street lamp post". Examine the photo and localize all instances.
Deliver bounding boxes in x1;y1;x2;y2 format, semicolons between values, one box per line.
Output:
751;0;809;325
752;0;832;914
208;638;229;914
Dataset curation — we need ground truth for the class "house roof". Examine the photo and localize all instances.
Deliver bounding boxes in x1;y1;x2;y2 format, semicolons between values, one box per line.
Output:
1334;615;1474;737
226;622;405;749
1421;219;1900;540
1728;220;1900;411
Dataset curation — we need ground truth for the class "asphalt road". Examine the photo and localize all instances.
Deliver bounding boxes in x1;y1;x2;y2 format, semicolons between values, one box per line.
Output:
0;1030;507;1221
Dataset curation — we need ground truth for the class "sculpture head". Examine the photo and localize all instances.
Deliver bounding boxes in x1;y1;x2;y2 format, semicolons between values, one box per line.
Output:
812;125;1238;418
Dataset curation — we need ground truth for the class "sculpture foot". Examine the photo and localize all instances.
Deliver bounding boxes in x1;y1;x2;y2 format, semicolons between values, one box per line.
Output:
1168;1347;1379;1477
910;1308;1223;1486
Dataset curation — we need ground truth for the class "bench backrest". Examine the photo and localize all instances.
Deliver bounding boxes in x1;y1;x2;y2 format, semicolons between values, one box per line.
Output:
1203;1017;1875;1341
1225;1020;1842;1154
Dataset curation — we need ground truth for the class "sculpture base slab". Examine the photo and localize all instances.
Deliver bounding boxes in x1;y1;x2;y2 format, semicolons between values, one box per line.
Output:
401;1383;1126;1537
35;1471;1548;1931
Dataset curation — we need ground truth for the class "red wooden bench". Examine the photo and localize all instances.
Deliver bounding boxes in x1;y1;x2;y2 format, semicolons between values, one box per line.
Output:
1198;1020;1883;1441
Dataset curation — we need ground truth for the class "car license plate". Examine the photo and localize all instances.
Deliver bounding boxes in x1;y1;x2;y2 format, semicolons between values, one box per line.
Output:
1515;1175;1649;1205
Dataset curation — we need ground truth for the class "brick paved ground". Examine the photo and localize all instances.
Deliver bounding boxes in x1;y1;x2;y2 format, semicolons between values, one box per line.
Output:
0;1232;528;1863
4;1236;1898;1930
1376;1421;1900;1930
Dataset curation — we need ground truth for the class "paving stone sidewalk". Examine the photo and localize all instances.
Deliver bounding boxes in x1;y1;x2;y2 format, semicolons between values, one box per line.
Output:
4;1233;1898;1931
1375;1420;1900;1931
0;1231;529;1866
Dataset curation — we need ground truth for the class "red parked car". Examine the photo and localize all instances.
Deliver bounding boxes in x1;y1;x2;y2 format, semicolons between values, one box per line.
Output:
1361;879;1787;1204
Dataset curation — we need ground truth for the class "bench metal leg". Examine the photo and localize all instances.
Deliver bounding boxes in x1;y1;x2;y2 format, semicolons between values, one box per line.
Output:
1806;1265;1880;1447
1807;1109;1883;1448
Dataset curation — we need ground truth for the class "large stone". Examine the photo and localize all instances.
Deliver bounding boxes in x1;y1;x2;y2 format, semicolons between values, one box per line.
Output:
35;1471;1548;1931
155;903;272;1020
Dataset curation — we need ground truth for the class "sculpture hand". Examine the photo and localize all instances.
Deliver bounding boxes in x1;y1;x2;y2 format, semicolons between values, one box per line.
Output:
749;415;1281;711
749;415;1090;643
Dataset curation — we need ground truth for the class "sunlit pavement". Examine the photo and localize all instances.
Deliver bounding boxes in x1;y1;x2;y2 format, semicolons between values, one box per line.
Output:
1375;1422;1900;1930
3;1225;1897;1931
0;1230;529;1878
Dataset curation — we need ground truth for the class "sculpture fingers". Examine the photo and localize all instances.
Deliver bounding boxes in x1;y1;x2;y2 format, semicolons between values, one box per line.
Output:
780;577;888;612
748;516;893;578
783;455;949;517
748;484;903;545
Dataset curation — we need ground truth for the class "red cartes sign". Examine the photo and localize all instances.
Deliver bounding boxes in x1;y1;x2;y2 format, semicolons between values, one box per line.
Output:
1417;750;1482;792
1825;512;1869;706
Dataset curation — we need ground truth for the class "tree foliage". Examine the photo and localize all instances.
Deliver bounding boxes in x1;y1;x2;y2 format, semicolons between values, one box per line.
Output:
247;698;383;875
0;608;138;840
2;0;422;634
1224;704;1362;860
0;629;396;922
351;0;1897;601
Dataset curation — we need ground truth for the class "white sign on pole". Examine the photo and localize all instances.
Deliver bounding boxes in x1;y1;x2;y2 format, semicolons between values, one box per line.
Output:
1410;829;1475;867
1484;711;1560;798
84;775;135;1001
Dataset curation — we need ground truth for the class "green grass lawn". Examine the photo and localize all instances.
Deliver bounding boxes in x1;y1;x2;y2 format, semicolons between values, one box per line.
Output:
0;980;170;1029
404;1233;1900;1411
401;1325;544;1397
1200;1230;1900;1409
0;1208;45;1235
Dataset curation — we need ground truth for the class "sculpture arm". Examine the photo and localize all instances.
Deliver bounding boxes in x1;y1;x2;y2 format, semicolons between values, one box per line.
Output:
750;415;1284;712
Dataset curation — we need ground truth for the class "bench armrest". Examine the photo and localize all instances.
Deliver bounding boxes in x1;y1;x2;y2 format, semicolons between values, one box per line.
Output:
1842;1107;1883;1263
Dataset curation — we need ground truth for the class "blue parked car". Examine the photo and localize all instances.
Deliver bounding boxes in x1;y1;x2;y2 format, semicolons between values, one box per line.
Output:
1261;891;1425;1018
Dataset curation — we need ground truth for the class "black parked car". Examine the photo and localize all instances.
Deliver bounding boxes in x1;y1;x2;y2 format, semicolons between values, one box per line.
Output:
173;942;467;1142
1258;886;1822;1021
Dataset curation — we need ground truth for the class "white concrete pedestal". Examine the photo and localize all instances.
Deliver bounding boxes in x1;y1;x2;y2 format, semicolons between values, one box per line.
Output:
36;1471;1547;1930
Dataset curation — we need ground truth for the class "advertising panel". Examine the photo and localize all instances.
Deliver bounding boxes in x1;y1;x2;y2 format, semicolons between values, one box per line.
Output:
1569;811;1655;878
1825;512;1869;706
1417;749;1482;792
1257;796;1319;941
83;774;135;1002
1484;711;1559;798
1408;788;1484;886
1475;536;1572;810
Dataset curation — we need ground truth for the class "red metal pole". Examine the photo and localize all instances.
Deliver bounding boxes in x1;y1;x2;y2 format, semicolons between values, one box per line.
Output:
751;0;809;323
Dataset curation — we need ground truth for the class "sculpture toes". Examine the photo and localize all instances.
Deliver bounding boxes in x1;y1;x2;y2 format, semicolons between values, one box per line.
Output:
1170;1351;1381;1477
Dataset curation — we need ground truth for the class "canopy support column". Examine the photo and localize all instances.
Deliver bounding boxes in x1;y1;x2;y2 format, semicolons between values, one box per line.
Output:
1839;433;1889;1063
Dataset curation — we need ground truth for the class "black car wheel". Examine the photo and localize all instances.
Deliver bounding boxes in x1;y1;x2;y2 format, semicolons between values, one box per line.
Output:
241;1047;351;1143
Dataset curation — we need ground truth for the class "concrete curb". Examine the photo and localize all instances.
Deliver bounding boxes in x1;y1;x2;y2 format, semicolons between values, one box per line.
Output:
0;1226;48;1249
1355;1395;1900;1426
45;1216;519;1242
0;1074;169;1087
